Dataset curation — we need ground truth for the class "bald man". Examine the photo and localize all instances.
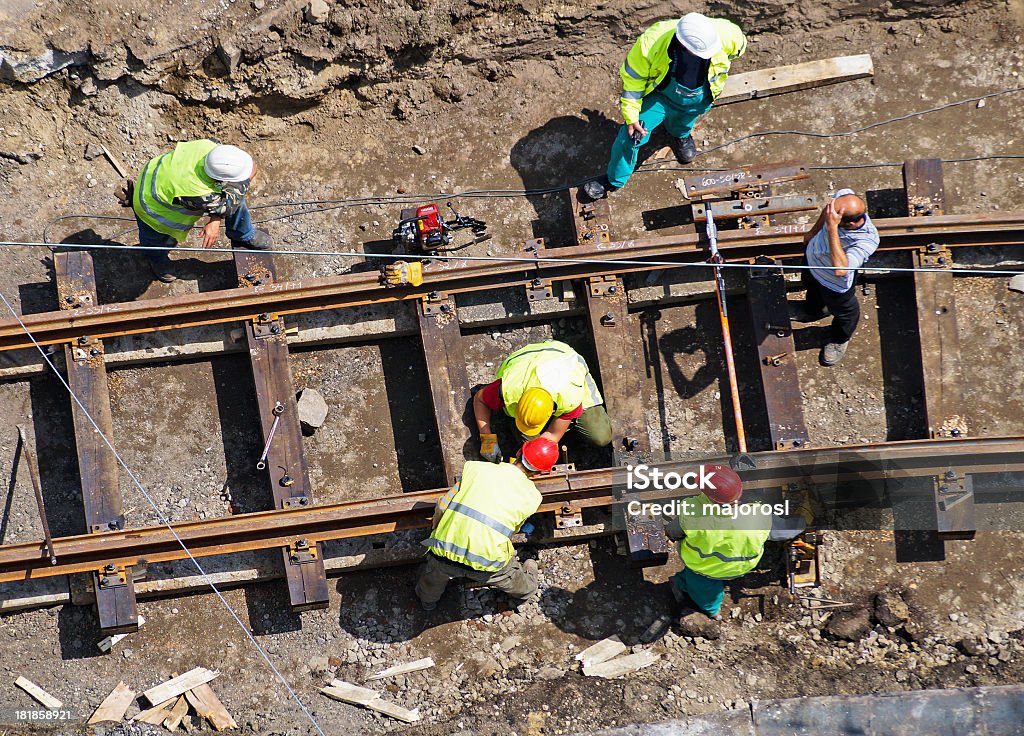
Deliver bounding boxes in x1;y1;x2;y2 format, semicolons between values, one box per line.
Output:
791;189;880;366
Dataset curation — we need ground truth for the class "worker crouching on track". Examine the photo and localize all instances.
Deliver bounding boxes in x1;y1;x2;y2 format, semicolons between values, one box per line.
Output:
791;188;880;366
668;465;770;620
414;437;559;611
582;12;746;201
472;340;613;463
132;139;273;283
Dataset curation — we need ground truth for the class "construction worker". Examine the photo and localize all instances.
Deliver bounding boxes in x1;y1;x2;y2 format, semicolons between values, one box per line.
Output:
414;437;559;610
790;189;880;366
473;340;612;463
582;12;746;201
132;139;272;283
669;465;770;620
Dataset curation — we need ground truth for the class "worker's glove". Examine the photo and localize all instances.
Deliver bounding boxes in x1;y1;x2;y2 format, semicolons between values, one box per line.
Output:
382;260;423;287
479;433;502;463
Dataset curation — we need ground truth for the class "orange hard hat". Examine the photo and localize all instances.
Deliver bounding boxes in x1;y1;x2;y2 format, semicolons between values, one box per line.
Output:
519;437;559;473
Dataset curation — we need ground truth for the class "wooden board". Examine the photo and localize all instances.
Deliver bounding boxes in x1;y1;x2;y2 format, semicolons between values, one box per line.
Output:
163;695;191;731
321;680;419;723
744;258;809;451
185;683;237;731
144;667;219;705
15;676;62;708
582;650;660;678
904;160;974;540
367;657;435;681
132;697;176;723
54;250;138;634
717;54;874;105
234;252;330;611
575;636;627;668
417;297;471;484
88;681;135;724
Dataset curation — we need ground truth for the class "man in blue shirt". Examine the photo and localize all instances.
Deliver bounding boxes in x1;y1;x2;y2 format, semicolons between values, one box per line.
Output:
792;189;880;366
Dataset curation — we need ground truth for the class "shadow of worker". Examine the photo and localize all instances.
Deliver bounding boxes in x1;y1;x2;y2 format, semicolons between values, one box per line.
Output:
509;109;619;243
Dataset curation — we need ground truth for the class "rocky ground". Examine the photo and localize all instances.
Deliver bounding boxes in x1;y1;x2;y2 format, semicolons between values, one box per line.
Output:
2;0;1024;734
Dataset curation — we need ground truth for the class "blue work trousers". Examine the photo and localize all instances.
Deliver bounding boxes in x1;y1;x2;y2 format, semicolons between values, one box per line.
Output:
606;87;713;189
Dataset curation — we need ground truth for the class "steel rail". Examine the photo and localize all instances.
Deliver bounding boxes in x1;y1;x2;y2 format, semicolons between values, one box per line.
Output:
2;213;1024;351
3;435;1024;583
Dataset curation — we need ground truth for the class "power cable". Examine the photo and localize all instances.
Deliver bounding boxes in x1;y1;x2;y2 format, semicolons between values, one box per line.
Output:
0;288;329;736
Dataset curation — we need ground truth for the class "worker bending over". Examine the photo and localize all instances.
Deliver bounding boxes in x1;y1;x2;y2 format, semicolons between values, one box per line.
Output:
670;467;770;620
791;189;880;366
132;139;272;282
583;12;746;201
415;438;559;611
473;340;612;463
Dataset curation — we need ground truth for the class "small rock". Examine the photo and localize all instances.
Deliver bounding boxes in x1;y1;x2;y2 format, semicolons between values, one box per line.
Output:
80;78;97;96
253;0;265;8
216;40;242;75
966;664;978;674
949;613;960;622
1008;274;1024;294
500;635;521;652
977;99;986;108
895;669;910;683
873;591;911;628
412;144;426;155
296;387;329;433
825;607;872;642
959;636;986;657
537;667;563;680
305;0;330;24
685;689;698;699
678;612;721;640
308;655;331;674
84;142;104;160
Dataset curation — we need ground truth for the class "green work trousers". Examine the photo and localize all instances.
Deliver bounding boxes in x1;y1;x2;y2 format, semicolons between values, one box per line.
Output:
415;552;538;605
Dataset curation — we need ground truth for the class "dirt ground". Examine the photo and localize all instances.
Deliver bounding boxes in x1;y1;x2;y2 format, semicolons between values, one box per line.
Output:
3;0;1024;734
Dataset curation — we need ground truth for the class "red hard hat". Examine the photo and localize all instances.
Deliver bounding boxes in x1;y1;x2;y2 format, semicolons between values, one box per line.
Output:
702;464;743;504
520;437;559;473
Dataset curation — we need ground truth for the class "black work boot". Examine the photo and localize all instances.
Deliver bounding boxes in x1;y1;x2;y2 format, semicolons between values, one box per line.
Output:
671;135;698;164
149;260;176;283
581;176;618;202
234;228;273;250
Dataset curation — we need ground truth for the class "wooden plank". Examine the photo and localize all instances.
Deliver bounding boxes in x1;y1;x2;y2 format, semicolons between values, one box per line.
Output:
234;252;330;611
744;258;809;450
321;680;419;723
681;161;809;199
582;650;660;678
144;667;219;705
54;250;138;634
15;676;62;708
366;657;435;681
185;683;237;731
904;159;974;540
87;681;135;724
133;699;176;724
717;54;873;105
163;695;191;731
692;194;817;222
416;297;470;484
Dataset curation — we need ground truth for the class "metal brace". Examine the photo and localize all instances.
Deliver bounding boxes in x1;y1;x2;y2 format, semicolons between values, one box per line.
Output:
933;470;972;511
288;538;320;564
420;291;453;317
71;335;104;363
282;495;312;509
97;563;128;590
252;312;283;339
90;516;125;534
60;291;94;309
555;503;583;529
763;352;788;367
933;414;968;439
588;276;621;297
525;277;553;302
775;438;806;450
918;243;953;269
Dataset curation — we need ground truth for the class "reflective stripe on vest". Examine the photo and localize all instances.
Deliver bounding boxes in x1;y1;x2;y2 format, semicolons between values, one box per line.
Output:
427;460;541;572
682;539;758;564
677;493;770;580
133;139;220;242
496;340;602;418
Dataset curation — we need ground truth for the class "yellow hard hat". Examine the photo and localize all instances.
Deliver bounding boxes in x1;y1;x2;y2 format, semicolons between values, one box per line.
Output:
515;387;554;436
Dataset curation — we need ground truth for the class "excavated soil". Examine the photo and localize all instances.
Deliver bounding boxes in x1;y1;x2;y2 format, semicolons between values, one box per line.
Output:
2;0;1024;734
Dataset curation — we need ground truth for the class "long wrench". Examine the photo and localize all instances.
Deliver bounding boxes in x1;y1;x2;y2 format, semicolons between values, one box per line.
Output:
16;426;56;565
705;209;748;453
256;402;285;470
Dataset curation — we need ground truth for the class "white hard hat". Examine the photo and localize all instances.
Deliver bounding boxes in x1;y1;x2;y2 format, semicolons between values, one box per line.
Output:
675;13;721;59
203;144;254;182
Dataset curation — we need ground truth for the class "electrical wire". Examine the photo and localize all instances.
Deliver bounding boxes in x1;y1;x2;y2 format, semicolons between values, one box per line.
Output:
4;239;1024;278
0;289;329;736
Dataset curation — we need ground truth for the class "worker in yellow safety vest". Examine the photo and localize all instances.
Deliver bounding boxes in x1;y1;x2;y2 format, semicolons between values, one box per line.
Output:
132;139;273;283
472;340;612;463
415;437;559;611
670;464;770;619
582;13;746;201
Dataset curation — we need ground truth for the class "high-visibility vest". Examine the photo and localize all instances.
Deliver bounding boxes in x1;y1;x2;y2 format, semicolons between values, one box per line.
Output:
618;18;747;125
496;340;603;418
426;461;541;572
678;493;770;580
133;139;220;242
